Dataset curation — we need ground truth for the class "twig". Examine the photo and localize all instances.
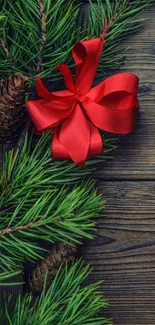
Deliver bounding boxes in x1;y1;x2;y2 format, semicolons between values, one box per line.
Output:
36;0;47;73
108;0;130;28
0;220;43;236
0;35;9;57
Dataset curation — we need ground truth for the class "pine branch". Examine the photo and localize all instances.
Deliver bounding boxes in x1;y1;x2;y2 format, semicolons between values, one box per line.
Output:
0;182;104;271
0;0;152;286
36;0;47;73
0;0;152;81
86;0;152;77
0;0;81;81
0;221;42;236
0;131;115;212
0;35;9;57
0;128;116;277
0;128;115;278
2;261;111;325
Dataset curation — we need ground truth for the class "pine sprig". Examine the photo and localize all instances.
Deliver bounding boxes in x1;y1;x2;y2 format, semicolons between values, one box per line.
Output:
2;261;111;325
0;0;152;294
0;181;104;273
0;131;115;211
0;132;108;275
0;129;115;279
86;0;152;77
0;0;152;82
0;0;81;81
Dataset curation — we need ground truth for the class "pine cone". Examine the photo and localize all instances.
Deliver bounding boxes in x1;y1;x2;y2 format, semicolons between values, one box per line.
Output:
0;74;29;143
29;243;77;292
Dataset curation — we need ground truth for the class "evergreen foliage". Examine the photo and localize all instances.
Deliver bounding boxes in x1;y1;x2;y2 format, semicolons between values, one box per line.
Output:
0;1;153;323
2;261;111;325
87;0;152;77
0;131;113;281
0;0;152;285
0;0;81;80
0;0;152;82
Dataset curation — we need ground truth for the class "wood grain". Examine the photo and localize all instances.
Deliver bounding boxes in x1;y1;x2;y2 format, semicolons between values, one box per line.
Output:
83;181;155;325
95;4;155;180
83;4;155;324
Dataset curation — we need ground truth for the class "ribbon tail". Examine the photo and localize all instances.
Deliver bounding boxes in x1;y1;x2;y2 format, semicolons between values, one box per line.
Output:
88;123;103;157
52;103;90;167
53;122;103;164
52;126;70;160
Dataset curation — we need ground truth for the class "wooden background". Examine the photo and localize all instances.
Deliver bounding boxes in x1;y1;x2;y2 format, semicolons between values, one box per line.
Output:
82;3;155;325
1;2;155;325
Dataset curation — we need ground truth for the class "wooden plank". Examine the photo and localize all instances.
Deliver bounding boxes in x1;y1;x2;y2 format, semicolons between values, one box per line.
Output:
95;4;155;180
82;181;155;325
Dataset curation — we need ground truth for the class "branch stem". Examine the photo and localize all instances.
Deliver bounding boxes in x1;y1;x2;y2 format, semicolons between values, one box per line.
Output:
36;0;47;73
0;220;42;236
0;35;9;57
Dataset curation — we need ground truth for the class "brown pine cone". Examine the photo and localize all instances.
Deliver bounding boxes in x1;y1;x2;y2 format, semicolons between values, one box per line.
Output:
29;242;77;292
0;74;29;143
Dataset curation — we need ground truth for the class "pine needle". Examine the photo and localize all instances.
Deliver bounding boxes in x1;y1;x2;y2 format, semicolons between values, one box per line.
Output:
86;0;152;77
0;181;104;270
0;0;81;80
0;130;109;274
0;0;152;288
0;0;152;81
2;261;111;325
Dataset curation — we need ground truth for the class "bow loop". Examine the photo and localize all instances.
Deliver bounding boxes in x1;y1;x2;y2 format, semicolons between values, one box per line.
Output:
28;77;75;132
53;103;90;168
83;73;139;134
72;21;108;95
73;38;102;94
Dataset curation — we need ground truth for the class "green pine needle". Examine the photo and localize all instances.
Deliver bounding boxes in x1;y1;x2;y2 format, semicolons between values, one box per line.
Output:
0;0;153;312
0;0;152;81
2;261;111;325
0;131;116;199
0;180;104;273
0;0;81;81
86;0;152;77
0;130;110;274
0;270;23;286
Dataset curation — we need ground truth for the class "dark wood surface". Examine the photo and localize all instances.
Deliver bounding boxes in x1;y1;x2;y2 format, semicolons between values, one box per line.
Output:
83;4;155;325
1;3;155;325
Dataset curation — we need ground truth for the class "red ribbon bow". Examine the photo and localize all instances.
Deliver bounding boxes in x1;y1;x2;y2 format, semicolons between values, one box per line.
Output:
26;21;139;167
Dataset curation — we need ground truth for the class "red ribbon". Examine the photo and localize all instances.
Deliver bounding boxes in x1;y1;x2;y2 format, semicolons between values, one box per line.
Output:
26;21;139;167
